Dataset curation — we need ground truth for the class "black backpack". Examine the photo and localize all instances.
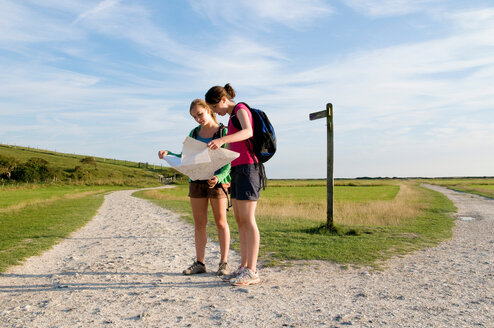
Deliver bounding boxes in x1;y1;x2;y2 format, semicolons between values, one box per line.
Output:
230;102;276;163
192;123;225;140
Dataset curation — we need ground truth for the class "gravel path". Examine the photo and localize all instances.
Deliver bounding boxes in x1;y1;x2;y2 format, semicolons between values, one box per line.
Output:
0;185;492;327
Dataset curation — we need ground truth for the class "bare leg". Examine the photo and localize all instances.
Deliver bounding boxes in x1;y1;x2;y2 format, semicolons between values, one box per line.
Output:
232;198;246;267
232;199;259;271
209;197;230;262
189;197;208;263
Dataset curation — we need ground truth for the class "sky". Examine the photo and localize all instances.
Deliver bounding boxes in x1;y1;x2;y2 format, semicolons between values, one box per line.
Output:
1;0;493;179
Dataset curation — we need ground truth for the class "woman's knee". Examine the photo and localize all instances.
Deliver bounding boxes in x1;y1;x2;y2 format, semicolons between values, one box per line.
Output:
215;217;229;231
194;219;208;231
236;215;256;230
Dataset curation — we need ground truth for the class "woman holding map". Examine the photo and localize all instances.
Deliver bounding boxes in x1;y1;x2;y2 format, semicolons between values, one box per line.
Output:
158;99;232;276
205;84;262;286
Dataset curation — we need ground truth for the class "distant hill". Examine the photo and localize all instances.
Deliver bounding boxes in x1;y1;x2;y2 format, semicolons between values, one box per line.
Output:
0;144;183;186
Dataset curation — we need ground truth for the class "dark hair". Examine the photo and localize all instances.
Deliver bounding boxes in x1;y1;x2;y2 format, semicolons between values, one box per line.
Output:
205;83;236;105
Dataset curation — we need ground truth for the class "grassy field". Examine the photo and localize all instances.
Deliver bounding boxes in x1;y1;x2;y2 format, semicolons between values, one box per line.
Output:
135;180;456;267
1;185;108;210
0;144;180;272
421;178;494;199
0;144;482;272
1;144;159;171
0;144;181;186
0;185;129;272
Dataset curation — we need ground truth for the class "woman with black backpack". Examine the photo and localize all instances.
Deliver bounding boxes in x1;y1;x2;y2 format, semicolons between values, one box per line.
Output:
158;99;232;277
205;84;262;286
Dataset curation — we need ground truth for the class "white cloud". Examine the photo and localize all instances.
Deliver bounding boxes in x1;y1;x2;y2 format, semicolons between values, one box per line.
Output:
341;0;442;17
72;0;121;25
245;0;333;27
273;6;494;116
67;0;207;73
253;6;494;178
0;0;80;44
447;7;494;31
188;0;333;29
2;2;494;178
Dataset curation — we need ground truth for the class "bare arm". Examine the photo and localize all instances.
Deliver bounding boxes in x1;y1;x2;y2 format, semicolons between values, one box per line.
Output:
207;108;253;149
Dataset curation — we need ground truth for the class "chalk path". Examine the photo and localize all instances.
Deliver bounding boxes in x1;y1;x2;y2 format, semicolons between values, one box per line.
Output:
0;185;492;327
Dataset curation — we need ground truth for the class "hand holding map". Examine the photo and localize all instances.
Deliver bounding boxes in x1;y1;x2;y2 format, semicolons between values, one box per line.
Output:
163;137;239;181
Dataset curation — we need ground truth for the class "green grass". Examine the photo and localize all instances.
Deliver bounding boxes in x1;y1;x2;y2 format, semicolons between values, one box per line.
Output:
450;184;494;199
134;181;456;268
0;142;183;272
262;185;399;202
423;178;494;199
1;163;474;273
0;186;123;272
1;144;182;187
259;186;454;265
269;178;398;187
0;185;116;208
1;144;153;170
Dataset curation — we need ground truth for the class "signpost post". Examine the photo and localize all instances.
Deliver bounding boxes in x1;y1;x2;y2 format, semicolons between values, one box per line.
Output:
309;103;334;229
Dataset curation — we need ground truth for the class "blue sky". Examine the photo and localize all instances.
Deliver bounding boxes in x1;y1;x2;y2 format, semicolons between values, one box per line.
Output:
1;0;493;179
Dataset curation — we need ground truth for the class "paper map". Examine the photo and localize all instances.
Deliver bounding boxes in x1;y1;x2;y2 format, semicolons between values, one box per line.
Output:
163;137;239;180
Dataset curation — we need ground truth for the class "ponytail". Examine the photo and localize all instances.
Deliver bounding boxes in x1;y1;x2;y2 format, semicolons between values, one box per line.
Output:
223;83;236;99
205;83;236;105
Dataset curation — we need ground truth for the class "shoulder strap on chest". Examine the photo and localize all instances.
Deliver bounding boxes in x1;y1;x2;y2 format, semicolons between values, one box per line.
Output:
191;126;200;139
213;123;225;139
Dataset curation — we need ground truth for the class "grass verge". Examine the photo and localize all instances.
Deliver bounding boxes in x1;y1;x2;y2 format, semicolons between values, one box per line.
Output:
422;178;494;199
0;186;126;272
134;181;456;268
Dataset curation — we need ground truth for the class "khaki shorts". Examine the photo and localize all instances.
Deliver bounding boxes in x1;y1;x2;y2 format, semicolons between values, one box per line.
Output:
188;181;228;199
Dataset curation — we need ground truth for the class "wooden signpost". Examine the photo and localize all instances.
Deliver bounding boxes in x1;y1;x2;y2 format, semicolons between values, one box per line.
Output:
309;103;334;229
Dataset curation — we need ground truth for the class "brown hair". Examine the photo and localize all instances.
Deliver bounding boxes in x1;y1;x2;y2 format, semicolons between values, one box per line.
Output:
190;98;218;123
205;83;236;105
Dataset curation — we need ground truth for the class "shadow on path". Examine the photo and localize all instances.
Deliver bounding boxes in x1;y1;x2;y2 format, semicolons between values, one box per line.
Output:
0;271;228;293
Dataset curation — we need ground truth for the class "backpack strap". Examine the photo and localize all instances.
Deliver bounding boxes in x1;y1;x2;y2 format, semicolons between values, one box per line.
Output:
192;124;224;140
213;123;225;140
230;103;257;162
191;126;200;139
219;183;232;211
230;102;250;130
230;103;266;190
